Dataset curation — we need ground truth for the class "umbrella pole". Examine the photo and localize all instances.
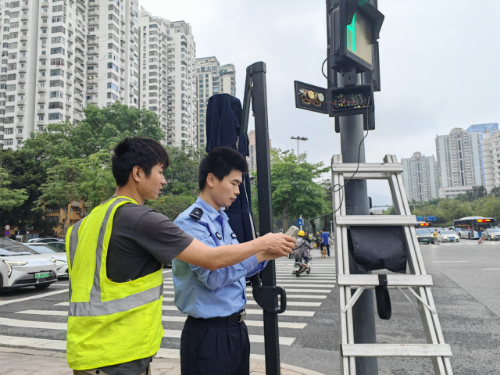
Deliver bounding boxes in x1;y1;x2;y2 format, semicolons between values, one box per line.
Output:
248;61;282;375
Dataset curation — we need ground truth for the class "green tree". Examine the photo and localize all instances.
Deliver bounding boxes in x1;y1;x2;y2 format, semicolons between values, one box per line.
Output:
23;102;165;167
268;150;329;232
147;196;195;220
0;165;28;215
163;145;204;199
466;185;487;201
78;150;116;210
435;199;472;223
0;149;53;236
35;158;83;235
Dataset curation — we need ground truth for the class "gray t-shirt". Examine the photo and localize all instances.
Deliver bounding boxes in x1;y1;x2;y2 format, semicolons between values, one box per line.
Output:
99;203;193;375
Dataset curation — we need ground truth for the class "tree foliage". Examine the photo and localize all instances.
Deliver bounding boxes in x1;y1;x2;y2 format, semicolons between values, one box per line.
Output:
267;150;329;232
0;164;28;214
147;196;195;220
162;145;204;199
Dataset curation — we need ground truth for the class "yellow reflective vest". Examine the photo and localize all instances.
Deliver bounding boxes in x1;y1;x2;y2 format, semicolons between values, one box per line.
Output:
65;196;164;370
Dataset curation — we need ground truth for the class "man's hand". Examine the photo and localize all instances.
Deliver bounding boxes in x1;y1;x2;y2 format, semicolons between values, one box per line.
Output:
255;233;295;257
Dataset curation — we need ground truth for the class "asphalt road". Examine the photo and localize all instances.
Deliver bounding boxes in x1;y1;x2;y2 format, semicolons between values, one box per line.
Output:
0;242;498;374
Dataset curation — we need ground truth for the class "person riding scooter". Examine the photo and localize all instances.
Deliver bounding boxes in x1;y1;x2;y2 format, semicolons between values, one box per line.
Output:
293;230;312;276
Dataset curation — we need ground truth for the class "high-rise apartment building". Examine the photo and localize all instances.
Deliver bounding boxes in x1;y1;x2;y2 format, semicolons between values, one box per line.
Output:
0;1;200;150
195;56;236;147
0;0;141;150
435;128;483;198
401;152;438;202
139;10;197;146
247;130;274;173
467;123;499;184
480;130;500;192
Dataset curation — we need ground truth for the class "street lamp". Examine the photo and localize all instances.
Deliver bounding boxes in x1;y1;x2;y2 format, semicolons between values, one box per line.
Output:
290;136;308;156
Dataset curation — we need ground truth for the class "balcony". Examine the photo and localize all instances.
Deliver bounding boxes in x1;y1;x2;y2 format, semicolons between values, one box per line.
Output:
87;98;98;105
17;100;25;106
17;89;25;95
37;108;45;115
22;4;29;10
20;35;28;42
21;15;29;21
16;132;24;139
89;20;99;27
88;38;99;46
19;56;27;63
87;89;98;95
89;11;99;17
36;121;45;127
37;86;46;93
18;78;26;84
65;100;72;107
21;24;28;31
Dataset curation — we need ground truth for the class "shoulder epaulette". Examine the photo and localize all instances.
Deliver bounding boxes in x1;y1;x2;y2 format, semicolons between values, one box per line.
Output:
189;207;203;221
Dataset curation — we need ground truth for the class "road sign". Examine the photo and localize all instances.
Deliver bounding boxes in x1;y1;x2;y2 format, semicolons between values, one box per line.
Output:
4;230;10;236
416;216;424;221
298;219;303;226
4;225;10;230
426;216;438;222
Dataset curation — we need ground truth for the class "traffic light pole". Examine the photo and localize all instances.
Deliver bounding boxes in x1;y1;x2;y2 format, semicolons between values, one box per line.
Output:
337;68;379;374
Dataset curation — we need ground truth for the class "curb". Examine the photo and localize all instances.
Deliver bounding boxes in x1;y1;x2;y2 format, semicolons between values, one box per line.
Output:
0;346;326;375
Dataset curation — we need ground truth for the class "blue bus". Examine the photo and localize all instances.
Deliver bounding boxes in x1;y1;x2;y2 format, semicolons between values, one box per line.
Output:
453;217;496;239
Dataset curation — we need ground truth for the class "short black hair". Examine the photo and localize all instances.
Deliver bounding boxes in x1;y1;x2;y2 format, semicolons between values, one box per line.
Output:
112;137;170;187
198;146;248;190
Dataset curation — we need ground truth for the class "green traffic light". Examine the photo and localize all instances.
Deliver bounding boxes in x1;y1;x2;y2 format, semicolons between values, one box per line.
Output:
347;14;356;52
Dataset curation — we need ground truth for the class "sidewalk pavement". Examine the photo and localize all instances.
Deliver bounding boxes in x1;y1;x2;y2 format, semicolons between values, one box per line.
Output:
0;346;325;375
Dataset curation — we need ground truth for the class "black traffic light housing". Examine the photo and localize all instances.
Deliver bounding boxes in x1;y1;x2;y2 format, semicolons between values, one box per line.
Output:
328;0;384;73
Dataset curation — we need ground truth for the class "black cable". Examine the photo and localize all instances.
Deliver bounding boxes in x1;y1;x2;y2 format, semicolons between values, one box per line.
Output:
321;52;336;88
331;97;371;215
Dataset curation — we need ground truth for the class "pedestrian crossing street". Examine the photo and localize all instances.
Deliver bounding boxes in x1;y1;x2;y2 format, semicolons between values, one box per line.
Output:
0;250;336;356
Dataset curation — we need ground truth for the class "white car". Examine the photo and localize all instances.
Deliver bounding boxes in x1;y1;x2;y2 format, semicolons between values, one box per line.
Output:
437;230;460;243
0;239;58;294
23;243;68;278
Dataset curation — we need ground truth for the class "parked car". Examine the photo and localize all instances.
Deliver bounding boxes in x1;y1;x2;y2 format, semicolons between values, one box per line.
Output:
27;238;64;243
23;243;68;278
437;230;460;243
482;228;500;241
416;229;434;245
0;239;57;294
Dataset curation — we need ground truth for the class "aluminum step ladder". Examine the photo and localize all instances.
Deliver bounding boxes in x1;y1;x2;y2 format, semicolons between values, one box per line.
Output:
331;154;453;375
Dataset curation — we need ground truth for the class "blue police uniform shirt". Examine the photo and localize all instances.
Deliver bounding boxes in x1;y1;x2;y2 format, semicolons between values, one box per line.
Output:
172;197;267;318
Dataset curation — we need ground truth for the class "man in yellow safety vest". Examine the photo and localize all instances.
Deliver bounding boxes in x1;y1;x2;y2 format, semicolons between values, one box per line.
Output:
66;137;295;375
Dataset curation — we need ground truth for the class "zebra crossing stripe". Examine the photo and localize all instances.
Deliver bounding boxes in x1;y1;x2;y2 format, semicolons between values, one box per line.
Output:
0;289;69;305
247;288;332;293
162;329;295;345
13;311;307;330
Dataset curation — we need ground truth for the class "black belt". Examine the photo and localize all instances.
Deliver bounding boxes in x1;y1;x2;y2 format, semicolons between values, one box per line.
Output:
188;310;246;324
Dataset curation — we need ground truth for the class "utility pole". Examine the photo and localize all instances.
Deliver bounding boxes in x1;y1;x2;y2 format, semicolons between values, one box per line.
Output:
290;136;308;156
293;0;384;373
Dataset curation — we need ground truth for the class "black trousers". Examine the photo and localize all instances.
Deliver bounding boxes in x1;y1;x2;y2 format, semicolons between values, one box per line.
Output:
180;316;250;375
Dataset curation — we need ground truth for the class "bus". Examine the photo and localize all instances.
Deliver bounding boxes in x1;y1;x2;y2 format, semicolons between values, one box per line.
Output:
453;217;496;239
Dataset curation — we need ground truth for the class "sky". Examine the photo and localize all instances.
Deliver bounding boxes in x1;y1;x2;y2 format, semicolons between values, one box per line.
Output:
139;0;500;205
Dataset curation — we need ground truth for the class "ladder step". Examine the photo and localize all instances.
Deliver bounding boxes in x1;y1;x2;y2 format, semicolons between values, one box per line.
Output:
342;172;393;180
331;163;403;174
341;344;452;357
337;274;433;287
335;215;417;226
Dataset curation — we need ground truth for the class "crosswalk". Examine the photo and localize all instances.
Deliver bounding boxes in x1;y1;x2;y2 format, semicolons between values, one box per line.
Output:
0;249;336;356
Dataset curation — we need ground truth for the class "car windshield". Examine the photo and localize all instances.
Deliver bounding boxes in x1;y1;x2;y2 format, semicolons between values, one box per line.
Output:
0;239;37;254
488;229;500;233
416;229;431;235
46;243;66;253
441;231;455;234
26;245;57;254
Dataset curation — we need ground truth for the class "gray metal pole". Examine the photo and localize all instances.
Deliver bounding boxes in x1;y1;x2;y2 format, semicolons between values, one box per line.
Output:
338;69;378;374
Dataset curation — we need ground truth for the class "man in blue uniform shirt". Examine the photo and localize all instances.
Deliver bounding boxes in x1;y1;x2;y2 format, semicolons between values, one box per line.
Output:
173;147;281;375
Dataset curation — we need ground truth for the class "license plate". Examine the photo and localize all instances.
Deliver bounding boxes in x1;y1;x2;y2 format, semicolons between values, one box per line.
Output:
422;239;428;242
35;272;50;279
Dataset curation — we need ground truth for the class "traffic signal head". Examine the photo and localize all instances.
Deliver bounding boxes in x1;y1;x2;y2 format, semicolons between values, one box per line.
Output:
327;0;384;73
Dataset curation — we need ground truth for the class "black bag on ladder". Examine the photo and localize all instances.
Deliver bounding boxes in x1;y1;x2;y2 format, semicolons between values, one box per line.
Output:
347;226;407;320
